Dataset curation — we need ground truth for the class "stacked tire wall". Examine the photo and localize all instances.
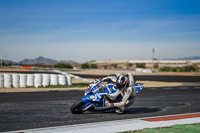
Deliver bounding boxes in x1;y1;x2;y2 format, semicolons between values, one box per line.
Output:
0;74;72;88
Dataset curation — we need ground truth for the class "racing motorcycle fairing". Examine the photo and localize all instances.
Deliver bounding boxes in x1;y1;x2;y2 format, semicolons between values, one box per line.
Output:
82;81;117;104
135;83;144;93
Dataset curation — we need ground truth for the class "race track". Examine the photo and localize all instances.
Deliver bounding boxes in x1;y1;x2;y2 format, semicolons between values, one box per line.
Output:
0;86;200;132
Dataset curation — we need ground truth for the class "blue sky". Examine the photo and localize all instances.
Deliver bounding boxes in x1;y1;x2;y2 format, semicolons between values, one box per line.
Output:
0;0;200;63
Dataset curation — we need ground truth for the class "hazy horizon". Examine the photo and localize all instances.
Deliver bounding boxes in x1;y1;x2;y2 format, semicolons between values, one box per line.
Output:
0;0;200;63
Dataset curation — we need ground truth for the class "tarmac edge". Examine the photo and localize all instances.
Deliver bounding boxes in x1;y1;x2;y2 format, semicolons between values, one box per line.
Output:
10;112;200;133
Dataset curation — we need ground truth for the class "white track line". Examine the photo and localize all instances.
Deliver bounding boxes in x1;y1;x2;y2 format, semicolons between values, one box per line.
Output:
194;87;200;89
179;87;189;89
10;112;200;133
163;87;173;89
148;88;157;89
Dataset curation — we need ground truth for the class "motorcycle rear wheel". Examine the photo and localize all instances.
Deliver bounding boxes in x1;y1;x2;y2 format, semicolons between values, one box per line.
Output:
70;99;85;114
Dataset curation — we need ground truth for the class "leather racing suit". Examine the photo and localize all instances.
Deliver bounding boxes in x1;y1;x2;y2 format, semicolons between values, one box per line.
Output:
102;73;136;113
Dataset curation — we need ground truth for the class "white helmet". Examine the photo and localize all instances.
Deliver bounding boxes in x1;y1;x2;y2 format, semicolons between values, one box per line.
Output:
116;75;128;89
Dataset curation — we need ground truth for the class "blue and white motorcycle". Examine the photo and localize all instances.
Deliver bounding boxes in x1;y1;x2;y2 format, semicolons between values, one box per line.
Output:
70;79;144;114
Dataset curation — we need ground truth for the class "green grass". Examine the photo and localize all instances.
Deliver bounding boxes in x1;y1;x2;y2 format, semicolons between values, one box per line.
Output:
40;83;90;88
122;123;200;133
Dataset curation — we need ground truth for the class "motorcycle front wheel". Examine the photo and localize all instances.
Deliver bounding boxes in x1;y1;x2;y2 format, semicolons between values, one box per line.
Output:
70;99;85;114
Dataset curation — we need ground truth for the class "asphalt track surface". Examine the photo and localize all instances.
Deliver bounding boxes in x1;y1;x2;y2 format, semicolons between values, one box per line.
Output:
0;86;200;132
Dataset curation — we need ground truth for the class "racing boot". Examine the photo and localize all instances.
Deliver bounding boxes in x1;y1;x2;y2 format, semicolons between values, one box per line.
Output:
115;107;124;114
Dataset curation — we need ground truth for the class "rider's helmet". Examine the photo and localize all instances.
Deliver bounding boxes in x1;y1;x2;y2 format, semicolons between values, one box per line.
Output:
116;74;129;90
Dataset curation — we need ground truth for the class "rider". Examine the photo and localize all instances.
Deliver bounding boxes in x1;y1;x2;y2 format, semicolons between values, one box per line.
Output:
102;73;136;113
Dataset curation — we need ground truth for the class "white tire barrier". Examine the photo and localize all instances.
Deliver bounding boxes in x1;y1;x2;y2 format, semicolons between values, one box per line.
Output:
66;75;72;85
12;74;20;88
4;74;12;88
27;74;34;87
50;74;58;85
0;74;4;88
136;68;152;73
19;74;27;88
34;74;42;88
0;73;72;88
42;74;50;87
53;69;91;83
58;75;67;85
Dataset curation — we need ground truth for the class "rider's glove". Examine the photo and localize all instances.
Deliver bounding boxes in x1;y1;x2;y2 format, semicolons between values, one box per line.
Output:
105;100;114;107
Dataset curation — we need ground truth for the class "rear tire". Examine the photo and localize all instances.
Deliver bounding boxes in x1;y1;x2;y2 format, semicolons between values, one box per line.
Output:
70;100;85;114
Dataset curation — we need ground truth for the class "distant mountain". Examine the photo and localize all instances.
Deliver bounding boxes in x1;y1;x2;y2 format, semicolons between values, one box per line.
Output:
1;60;16;64
164;56;200;60
18;56;78;65
18;56;57;65
59;60;78;64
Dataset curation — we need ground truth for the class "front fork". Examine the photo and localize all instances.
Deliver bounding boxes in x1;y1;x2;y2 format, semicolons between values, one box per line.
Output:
82;101;95;111
82;104;94;111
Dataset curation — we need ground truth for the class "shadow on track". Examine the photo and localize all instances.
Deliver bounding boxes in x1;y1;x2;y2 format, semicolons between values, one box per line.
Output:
82;107;161;114
124;107;161;114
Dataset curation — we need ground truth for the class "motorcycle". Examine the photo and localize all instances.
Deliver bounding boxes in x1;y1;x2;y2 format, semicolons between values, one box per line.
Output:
70;79;144;114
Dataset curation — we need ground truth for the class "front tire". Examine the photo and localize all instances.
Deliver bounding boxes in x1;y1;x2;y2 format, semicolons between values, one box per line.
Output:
70;100;85;114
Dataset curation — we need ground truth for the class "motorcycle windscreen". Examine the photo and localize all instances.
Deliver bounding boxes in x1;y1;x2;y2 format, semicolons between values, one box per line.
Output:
135;83;144;93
